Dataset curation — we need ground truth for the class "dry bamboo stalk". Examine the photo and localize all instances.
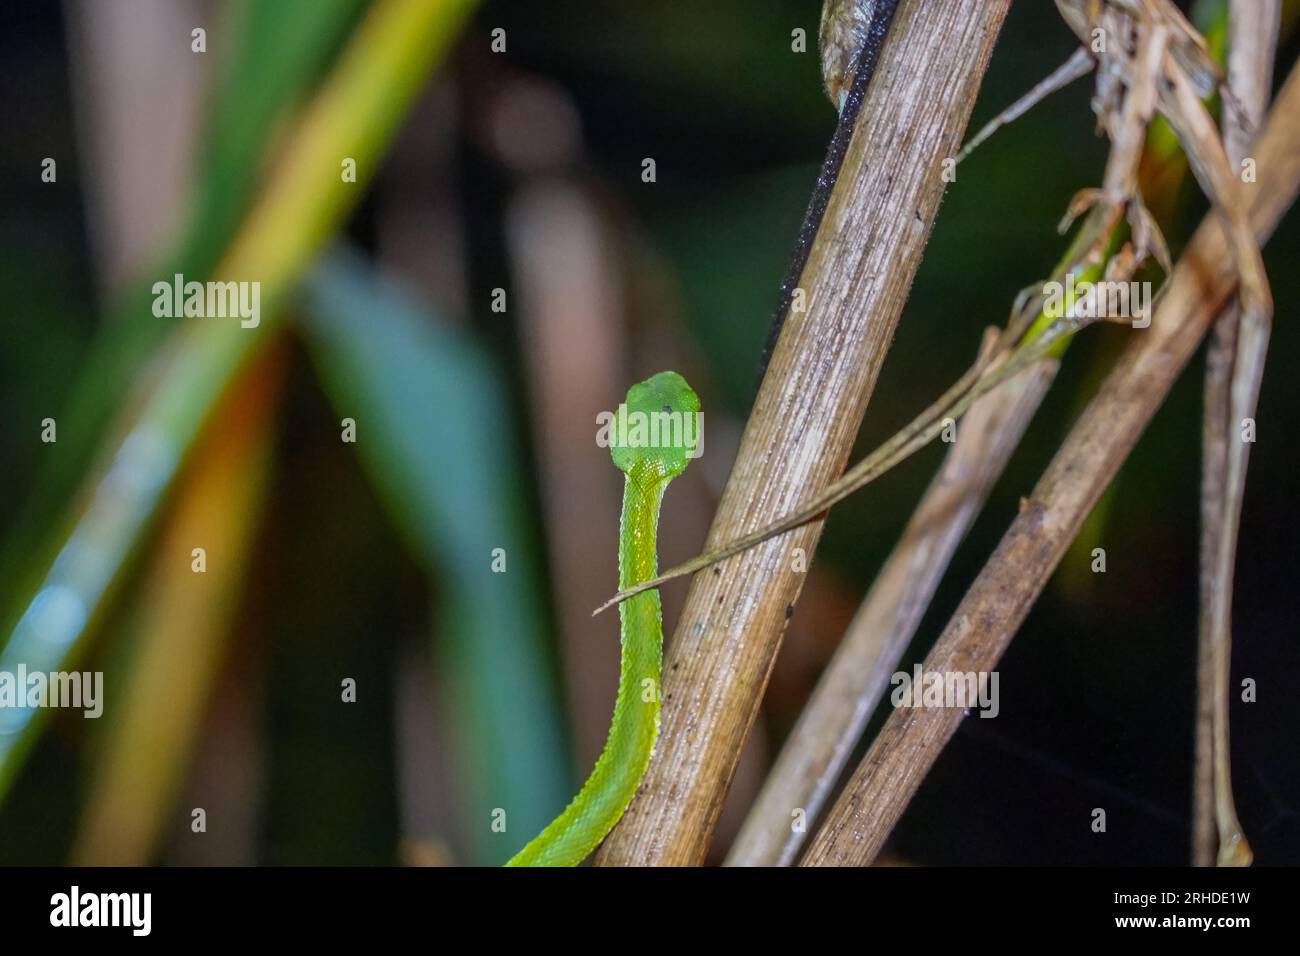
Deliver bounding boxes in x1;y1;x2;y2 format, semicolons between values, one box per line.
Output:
1194;0;1280;868
801;59;1300;867
727;356;1056;866
594;0;1013;867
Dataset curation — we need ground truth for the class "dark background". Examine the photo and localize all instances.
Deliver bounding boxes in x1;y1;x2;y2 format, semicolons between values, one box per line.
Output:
0;0;1296;865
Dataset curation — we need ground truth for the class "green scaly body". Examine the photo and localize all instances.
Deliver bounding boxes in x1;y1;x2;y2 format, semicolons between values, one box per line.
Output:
506;371;699;867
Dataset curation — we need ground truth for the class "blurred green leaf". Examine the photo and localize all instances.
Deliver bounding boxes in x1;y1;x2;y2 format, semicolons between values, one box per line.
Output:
300;246;571;866
0;0;368;623
0;0;481;801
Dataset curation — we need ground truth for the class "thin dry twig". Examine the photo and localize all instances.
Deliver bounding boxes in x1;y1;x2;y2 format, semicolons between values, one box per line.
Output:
725;200;1142;865
800;61;1300;866
1194;0;1280;869
594;262;1129;614
723;194;1118;866
725;343;1056;867
592;0;1013;867
955;48;1095;165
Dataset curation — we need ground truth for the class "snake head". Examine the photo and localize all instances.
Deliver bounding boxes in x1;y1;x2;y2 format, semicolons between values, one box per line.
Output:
609;371;701;479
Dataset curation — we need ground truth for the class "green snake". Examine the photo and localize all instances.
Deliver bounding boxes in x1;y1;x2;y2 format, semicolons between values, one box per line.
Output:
507;371;700;866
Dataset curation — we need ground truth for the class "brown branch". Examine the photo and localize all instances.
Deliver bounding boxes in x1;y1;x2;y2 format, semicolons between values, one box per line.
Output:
593;0;1013;867
800;59;1300;867
725;347;1056;866
723;202;1122;866
1194;0;1280;868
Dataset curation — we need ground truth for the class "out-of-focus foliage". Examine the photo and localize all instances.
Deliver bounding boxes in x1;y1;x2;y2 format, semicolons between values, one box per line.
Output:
302;247;568;865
